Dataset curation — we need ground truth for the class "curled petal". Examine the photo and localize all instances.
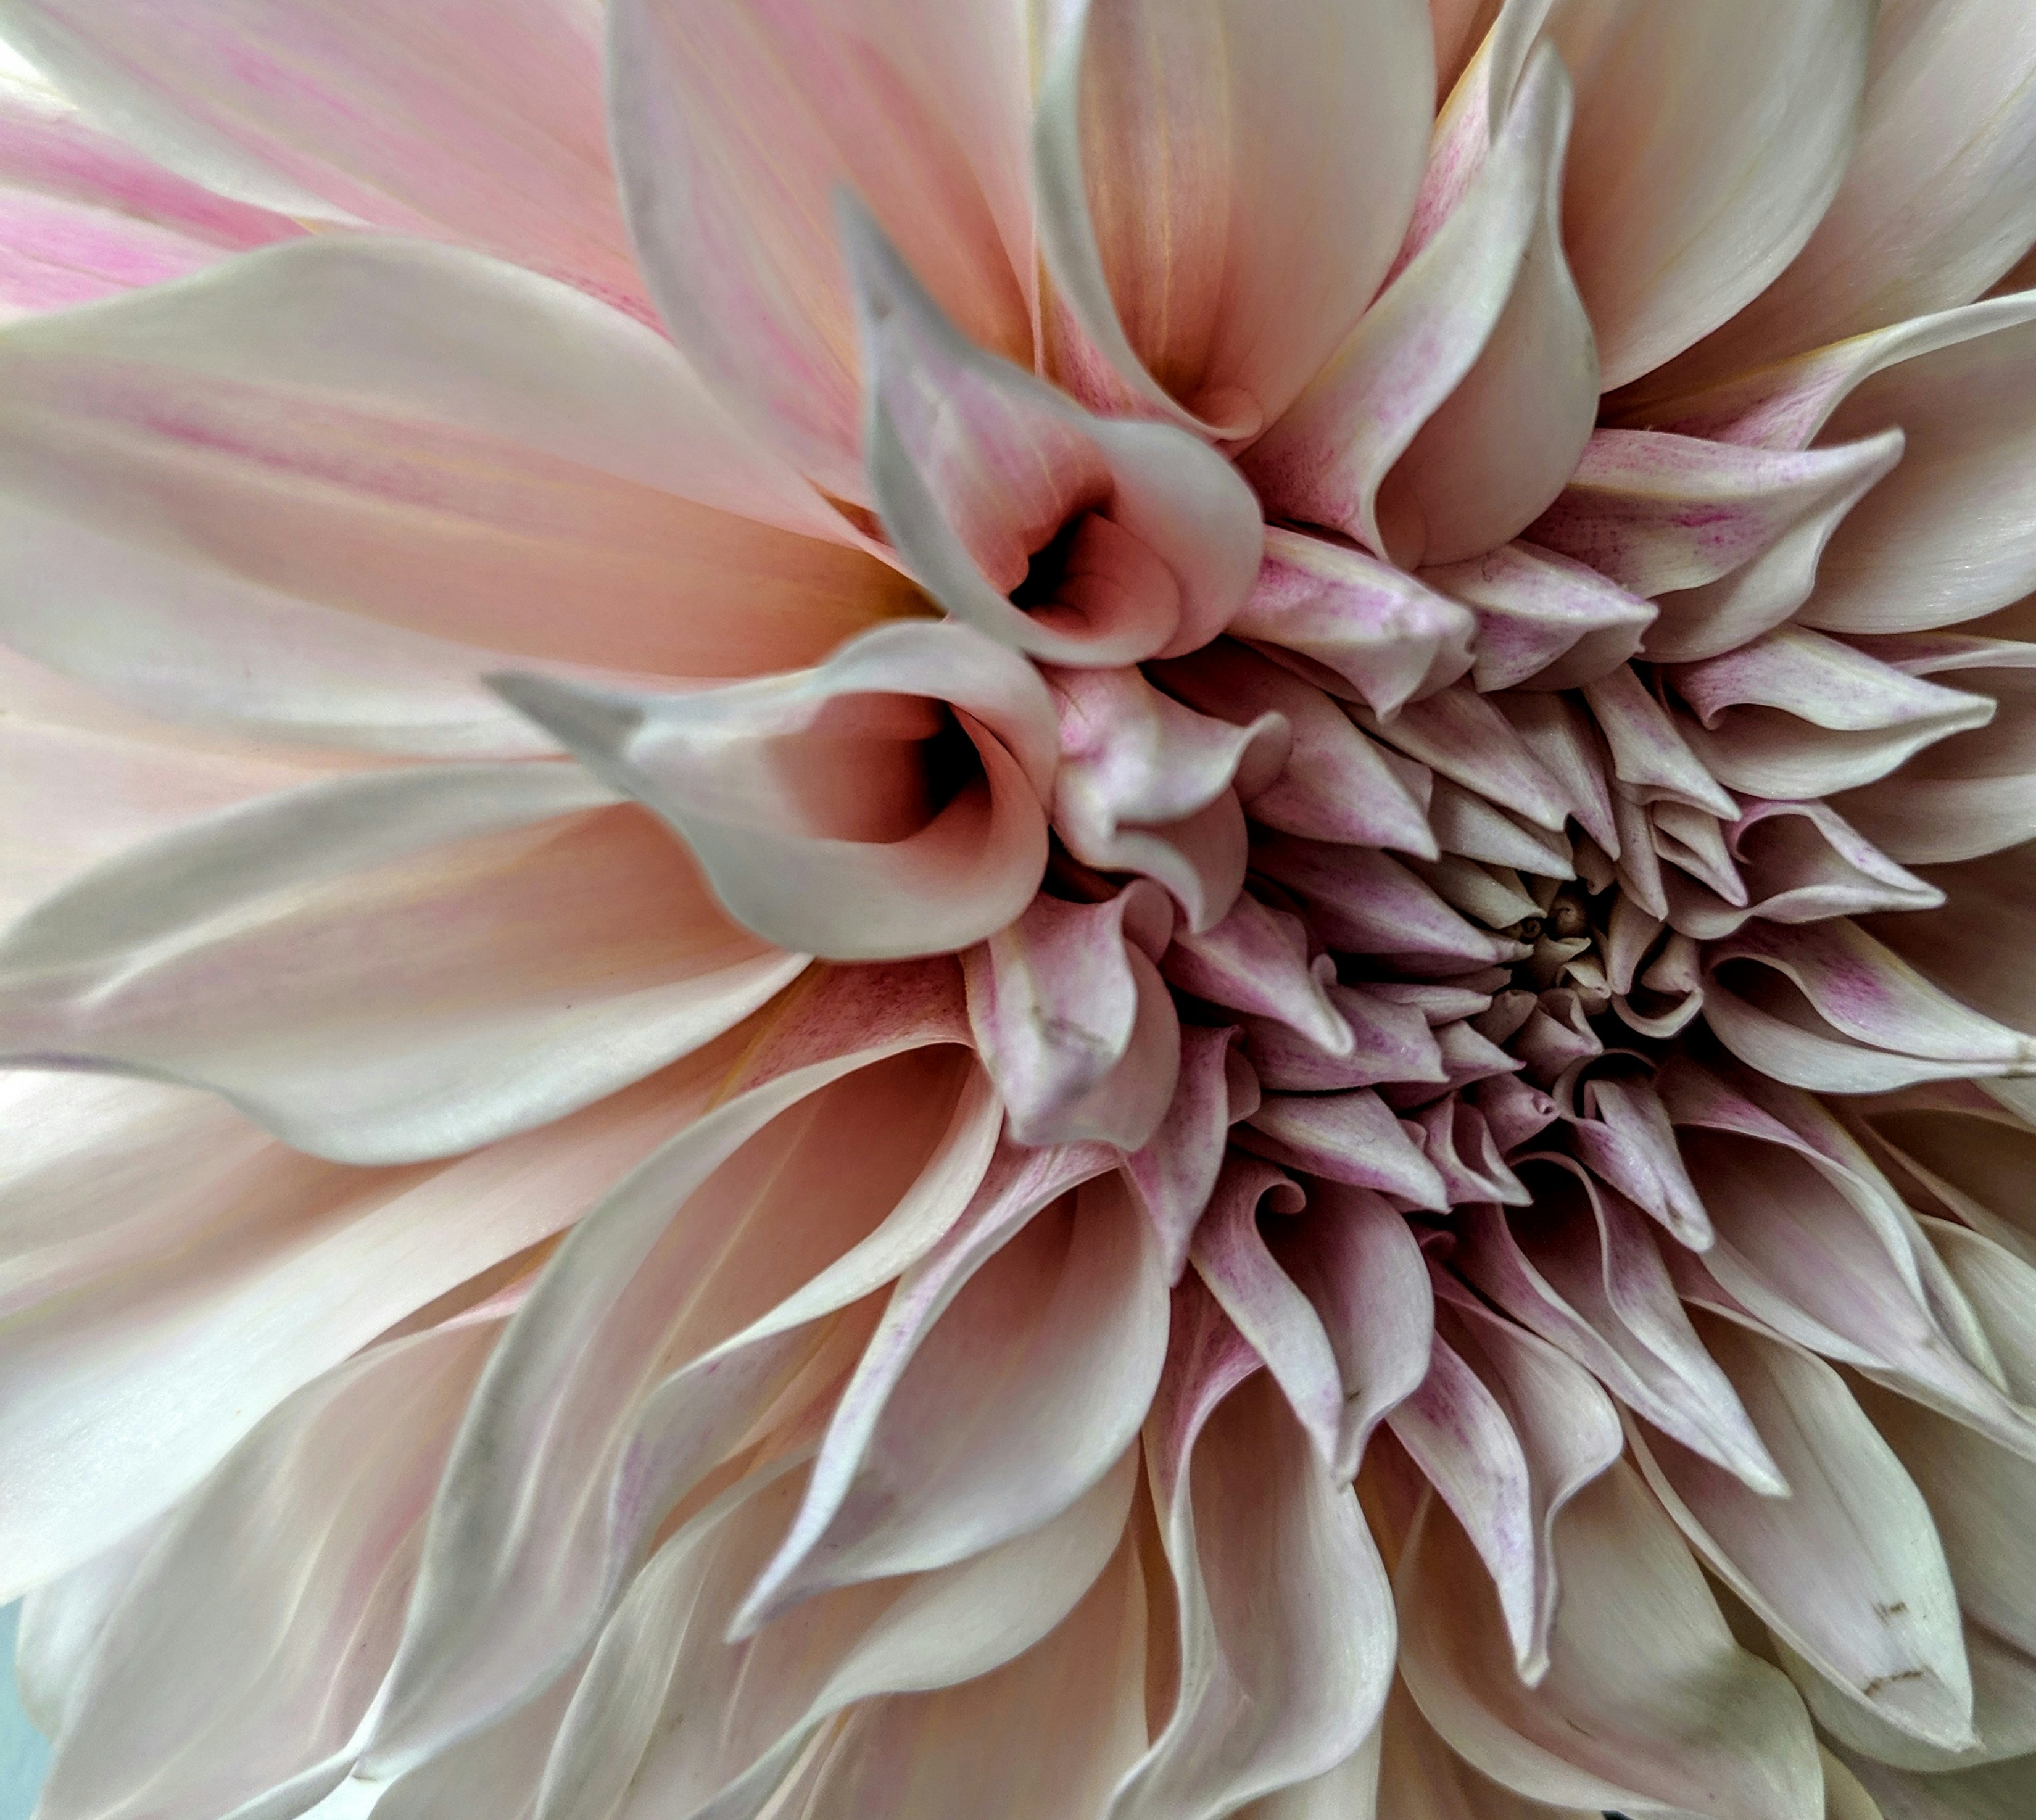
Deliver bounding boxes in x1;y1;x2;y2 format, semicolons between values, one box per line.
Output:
1563;1067;1710;1247
1581;663;1736;816
1049;663;1284;929
1355;682;1574;831
1239;1087;1450;1210
1244;41;1594;566
1125;1022;1257;1283
846;201;1264;666
1252;833;1525;972
1703;917;2036;1093
1033;0;1432;438
1160;890;1348;1050
610;0;1035;498
1647;293;2036;635
495;621;1057;962
1233;527;1476;716
1242;983;1446;1094
1494;690;1618;854
1107;1289;1396;1820
1529;428;1905;663
965;884;1181;1151
1152;640;1437;854
1387;1271;1623;1682
1430;540;1653;693
1674;626;1995;800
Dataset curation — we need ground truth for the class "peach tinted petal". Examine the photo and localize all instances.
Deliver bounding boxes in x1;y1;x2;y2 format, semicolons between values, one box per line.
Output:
0;239;903;755
1;0;641;303
609;0;1033;500
1544;0;1876;387
1035;0;1433;436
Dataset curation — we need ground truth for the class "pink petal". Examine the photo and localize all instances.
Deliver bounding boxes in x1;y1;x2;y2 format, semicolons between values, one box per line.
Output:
1244;42;1594;567
1631;1310;1974;1753
1430;539;1654;692
1581;662;1737;816
0;766;805;1162
1494;690;1619;854
966;885;1182;1150
1124;1022;1257;1283
0;238;893;755
1388;1270;1623;1680
33;1317;500;1820
1236;528;1477;716
1109;1289;1396;1820
1565;1067;1711;1247
1357;681;1576;831
1241;982;1446;1093
1251;833;1524;972
846;203;1265;666
608;0;1033;501
734;1169;1166;1626
1239;1086;1450;1210
0;63;301;318
1049;664;1285;929
1152;640;1438;855
1645;294;2036;635
6;0;642;304
1544;0;1877;388
497;621;1058;962
1159;890;1349;1049
1396;1460;1824;1817
1529;428;1905;663
357;983;986;1777
1033;0;1433;438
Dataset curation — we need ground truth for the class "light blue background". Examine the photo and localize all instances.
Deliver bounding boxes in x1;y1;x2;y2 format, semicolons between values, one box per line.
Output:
0;1605;48;1819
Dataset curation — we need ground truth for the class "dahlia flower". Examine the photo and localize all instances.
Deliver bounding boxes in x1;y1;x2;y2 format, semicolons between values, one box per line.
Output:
5;0;2036;1815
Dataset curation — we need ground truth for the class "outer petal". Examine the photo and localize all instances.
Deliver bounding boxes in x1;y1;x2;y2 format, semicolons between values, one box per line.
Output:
495;621;1057;962
1630;1310;1974;1753
1244;41;1594;568
608;0;1034;501
1641;294;2036;636
1106;1291;1397;1820
0;238;902;755
1396;1460;1824;1819
0;766;803;1162
1650;0;2036;385
1033;0;1433;437
532;1446;1136;1820
1541;0;1876;387
0;58;301;319
33;1317;499;1820
0;0;641;302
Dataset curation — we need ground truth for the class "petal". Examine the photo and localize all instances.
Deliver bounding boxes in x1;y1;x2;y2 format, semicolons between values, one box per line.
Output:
733;1169;1165;1628
1357;682;1577;830
1034;0;1433;437
1239;1088;1451;1210
1428;540;1653;692
1152;639;1437;854
357;979;984;1777
1528;428;1905;663
1631;1310;1974;1752
1702;917;2036;1094
0;765;803;1162
1396;1459;1824;1819
1581;661;1736;816
0;59;301;318
1159;890;1351;1050
1649;0;2036;386
1389;1272;1624;1682
609;0;1034;500
1544;0;1877;387
1244;41;1595;566
0;0;640;299
966;885;1181;1149
846;201;1265;667
495;621;1057;962
1375;1678;1604;1820
35;1318;498;1820
1565;1066;1711;1247
534;1445;1137;1820
0;238;897;755
1107;1293;1396;1820
1124;1022;1256;1283
1237;528;1477;715
1673;627;1996;799
1252;833;1524;972
1647;294;2036;635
